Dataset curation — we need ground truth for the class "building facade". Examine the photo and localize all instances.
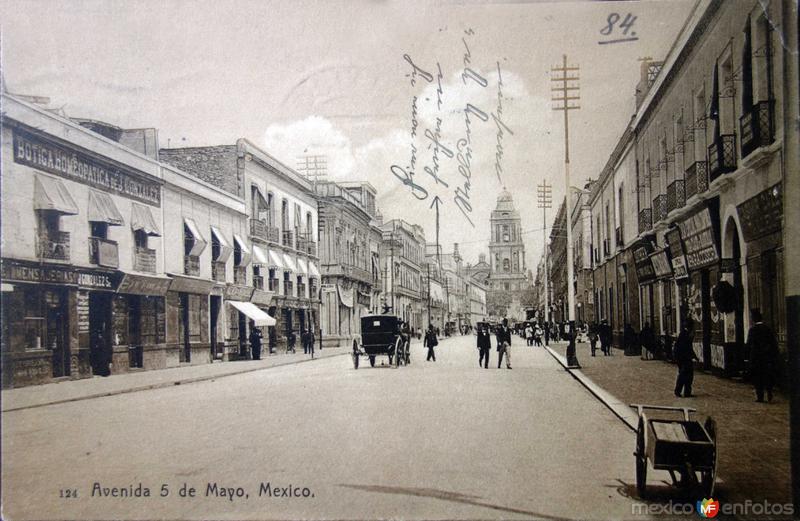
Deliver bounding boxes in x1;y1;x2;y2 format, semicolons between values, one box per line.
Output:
316;181;381;347
381;219;425;332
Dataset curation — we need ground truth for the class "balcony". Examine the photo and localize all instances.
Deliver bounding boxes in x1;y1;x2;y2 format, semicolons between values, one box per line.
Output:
134;247;157;273
740;100;775;158
708;134;737;181
615;227;623;247
684;161;708;200
211;261;226;282
309;284;319;300
233;265;247;285
638;208;653;234
89;237;119;268
296;234;308;254
297;283;307;298
38;231;70;261
268;278;280;292
253;275;264;290
249;219;279;243
184;255;200;277
306;241;317;257
653;194;668;223
282;230;294;248
283;280;294;297
666;179;685;214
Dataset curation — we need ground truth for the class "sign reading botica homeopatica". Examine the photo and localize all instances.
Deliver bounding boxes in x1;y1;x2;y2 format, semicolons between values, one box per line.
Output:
13;128;161;207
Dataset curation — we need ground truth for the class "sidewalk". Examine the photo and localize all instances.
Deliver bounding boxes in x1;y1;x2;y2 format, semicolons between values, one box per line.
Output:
2;347;347;413
543;340;790;504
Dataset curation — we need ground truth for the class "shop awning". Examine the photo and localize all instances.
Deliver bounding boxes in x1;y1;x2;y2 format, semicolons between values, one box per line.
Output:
228;300;276;326
210;226;233;263
184;217;207;257
233;234;251;266
296;258;308;276
131;202;161;236
308;261;321;279
34;175;78;215
252;244;269;265
88;190;124;225
337;284;354;308
282;253;297;272
268;249;284;270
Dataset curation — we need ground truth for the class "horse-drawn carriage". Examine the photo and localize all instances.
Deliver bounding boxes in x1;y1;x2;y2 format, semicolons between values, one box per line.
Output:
352;315;410;369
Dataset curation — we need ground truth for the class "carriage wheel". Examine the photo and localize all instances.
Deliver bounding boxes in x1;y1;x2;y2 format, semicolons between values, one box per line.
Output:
405;342;411;365
394;337;403;367
369;355;376;367
635;417;648;498
701;416;718;497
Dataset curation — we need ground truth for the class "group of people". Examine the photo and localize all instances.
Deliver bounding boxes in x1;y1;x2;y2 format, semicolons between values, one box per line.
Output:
247;323;317;360
587;320;614;356
476;318;513;369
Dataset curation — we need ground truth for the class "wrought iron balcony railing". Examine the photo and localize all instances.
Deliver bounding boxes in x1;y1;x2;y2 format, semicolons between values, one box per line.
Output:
38;231;70;261
249;219;279;243
134;247;157;273
90;237;119;268
708;134;737;181
740;100;775;158
653;194;668;223
666;179;685;214
282;230;294;248
184;255;200;277
253;275;264;290
684;161;708;200
638;208;653;234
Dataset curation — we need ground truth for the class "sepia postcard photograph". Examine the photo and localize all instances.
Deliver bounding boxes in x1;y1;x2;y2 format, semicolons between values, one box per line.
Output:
1;0;799;519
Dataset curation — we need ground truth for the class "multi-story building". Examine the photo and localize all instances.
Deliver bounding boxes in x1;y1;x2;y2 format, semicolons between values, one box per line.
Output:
549;199;567;323
381;219;425;331
589;0;798;374
1;94;169;387
315;180;381;348
160;140;320;352
423;244;446;331
572;182;595;326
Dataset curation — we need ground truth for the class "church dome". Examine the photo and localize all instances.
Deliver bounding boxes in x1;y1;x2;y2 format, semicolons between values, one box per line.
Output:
495;188;516;212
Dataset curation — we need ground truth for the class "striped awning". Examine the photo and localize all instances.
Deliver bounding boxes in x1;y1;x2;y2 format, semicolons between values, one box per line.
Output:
296;258;308;276
233;234;251;266
308;261;321;279
282;253;297;272
131;202;161;236
210;226;233;263
268;249;284;270
252;244;269;265
88;190;124;225
34;175;78;215
184;217;207;257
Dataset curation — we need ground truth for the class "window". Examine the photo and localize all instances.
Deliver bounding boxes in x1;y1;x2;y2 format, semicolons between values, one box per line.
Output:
281;200;289;230
503;258;510;272
90;221;108;240
184;224;193;256
306;212;313;240
754;14;773;103
502;225;510;242
693;87;707;154
134;230;149;249
618;184;625;242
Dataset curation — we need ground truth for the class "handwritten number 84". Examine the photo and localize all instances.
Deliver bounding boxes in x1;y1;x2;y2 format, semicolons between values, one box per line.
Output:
600;13;637;36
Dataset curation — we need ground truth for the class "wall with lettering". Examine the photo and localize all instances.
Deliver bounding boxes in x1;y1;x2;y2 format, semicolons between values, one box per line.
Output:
2;126;165;272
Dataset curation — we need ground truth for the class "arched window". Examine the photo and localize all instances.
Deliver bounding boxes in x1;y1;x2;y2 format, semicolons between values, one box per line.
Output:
503;258;510;272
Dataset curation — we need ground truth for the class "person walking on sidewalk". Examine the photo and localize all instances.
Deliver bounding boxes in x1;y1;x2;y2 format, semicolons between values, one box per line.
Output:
674;319;698;398
249;323;263;360
747;309;779;403
599;320;610;356
588;323;598;356
424;324;438;362
496;318;512;369
286;330;297;354
477;324;491;368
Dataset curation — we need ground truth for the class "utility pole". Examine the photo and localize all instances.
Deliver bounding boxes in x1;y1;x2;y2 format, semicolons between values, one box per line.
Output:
537;181;553;334
427;263;432;327
552;54;581;368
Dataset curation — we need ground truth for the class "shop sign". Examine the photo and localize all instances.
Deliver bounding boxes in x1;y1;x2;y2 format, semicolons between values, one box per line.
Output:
1;259;119;290
737;183;782;242
665;228;689;280
678;207;719;271
13;129;161;206
671;256;689;279
251;288;273;306
117;273;172;296
650;250;673;279
167;274;215;294
633;240;656;283
225;284;254;301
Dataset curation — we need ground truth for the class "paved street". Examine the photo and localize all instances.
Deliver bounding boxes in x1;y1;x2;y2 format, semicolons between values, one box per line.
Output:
3;335;648;521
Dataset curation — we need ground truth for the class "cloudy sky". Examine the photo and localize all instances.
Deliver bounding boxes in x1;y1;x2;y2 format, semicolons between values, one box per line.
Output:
2;0;695;271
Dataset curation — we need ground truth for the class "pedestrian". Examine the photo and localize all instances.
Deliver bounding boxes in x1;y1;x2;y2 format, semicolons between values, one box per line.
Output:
525;324;534;346
286;330;297;354
746;309;780;403
640;322;655;359
588;323;598;356
301;328;310;354
496;317;512;369
624;323;637;356
477;324;491;368
598;320;608;355
249;323;263;360
544;321;550;346
674;319;698;398
424;323;438;362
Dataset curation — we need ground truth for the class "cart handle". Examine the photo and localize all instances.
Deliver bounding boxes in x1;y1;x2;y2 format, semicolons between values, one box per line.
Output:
630;404;696;421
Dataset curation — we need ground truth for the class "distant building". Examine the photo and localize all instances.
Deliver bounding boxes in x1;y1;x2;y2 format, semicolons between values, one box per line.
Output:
381;219;425;331
486;190;531;320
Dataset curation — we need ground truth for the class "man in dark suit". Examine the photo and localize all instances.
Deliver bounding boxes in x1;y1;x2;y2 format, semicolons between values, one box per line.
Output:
477;324;492;368
496;318;512;369
423;324;438;362
674;319;698;397
249;323;263;360
747;309;779;402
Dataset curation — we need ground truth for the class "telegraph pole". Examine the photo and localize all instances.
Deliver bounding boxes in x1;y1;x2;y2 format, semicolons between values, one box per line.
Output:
427;263;432;327
552;54;581;368
537;181;552;336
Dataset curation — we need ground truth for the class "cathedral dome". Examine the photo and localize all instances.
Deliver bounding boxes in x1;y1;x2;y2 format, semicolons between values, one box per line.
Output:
495;188;516;212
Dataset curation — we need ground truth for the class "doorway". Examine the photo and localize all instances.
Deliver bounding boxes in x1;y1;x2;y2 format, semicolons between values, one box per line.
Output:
210;296;221;360
46;288;70;378
128;296;143;368
89;292;112;376
178;293;191;363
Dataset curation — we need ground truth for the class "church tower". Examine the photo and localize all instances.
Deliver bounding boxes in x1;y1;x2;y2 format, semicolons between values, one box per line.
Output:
488;189;527;293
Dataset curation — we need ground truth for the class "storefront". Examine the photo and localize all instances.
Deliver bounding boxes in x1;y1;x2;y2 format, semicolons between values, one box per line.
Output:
633;237;657;333
165;275;214;366
113;272;171;371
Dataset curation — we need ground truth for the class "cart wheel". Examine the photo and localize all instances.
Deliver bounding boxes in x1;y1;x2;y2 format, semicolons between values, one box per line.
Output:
635;416;648;498
394;337;403;367
701;416;718;496
369;355;376;367
405;343;411;365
